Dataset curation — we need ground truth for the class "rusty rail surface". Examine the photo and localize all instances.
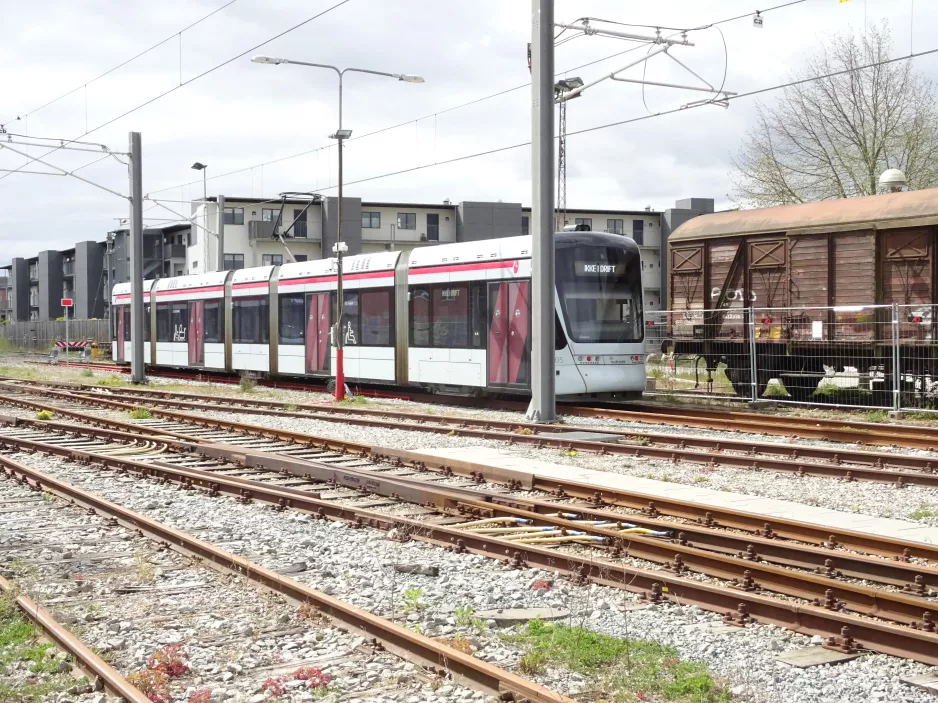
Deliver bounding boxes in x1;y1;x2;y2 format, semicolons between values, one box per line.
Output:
0;456;572;703
3;427;938;665
14;363;938;450
4;380;938;488
2;386;937;564
0;574;151;703
2;411;935;598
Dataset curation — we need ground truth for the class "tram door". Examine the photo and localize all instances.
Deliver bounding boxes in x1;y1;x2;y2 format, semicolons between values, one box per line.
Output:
305;293;331;373
116;307;125;362
487;280;530;387
188;300;204;366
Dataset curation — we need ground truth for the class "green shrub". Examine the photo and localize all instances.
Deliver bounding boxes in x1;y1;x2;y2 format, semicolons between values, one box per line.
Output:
35;410;54;421
129;407;152;420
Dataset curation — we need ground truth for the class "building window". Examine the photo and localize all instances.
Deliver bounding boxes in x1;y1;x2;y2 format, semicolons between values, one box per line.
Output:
362;211;381;229
521;216;529;236
607;219;624;234
223;254;244;271
223;208;244;225
397;213;416;230
262;254;283;266
632;220;644;245
262;208;279;223
278;294;305;345
291;208;307;238
232;297;269;344
575;218;592;230
203;301;223;343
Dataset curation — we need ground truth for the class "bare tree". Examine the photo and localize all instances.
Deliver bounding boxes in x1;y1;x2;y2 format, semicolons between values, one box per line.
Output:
731;23;938;207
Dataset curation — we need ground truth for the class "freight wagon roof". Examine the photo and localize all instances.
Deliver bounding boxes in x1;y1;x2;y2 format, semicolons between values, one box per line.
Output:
669;188;938;242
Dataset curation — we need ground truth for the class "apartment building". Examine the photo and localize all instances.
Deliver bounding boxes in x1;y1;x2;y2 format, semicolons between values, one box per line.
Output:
1;194;711;321
189;195;709;311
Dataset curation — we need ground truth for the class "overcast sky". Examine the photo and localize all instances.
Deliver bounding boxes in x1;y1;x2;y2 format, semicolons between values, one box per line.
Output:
0;0;933;262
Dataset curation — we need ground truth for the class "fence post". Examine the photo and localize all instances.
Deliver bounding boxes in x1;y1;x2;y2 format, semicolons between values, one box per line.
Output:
748;306;758;401
892;302;901;412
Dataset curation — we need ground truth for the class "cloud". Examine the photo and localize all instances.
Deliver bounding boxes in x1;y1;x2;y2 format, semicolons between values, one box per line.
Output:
2;0;938;259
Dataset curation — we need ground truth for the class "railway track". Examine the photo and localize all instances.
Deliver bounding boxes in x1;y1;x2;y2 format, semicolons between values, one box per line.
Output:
20;359;938;450
2;399;938;665
6;378;938;488
0;452;567;703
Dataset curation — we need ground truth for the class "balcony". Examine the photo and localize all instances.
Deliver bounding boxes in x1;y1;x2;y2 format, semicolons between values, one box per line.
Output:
28;266;38;281
249;220;283;241
62;261;75;276
165;244;186;260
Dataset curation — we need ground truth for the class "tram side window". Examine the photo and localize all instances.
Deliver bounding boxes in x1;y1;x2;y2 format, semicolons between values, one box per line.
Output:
361;290;392;346
156;304;172;342
171;303;188;343
204;301;223;343
469;283;486;349
411;288;431;346
279;294;305;345
143;304;150;342
232;297;269;344
122;306;132;342
341;292;360;346
433;284;469;347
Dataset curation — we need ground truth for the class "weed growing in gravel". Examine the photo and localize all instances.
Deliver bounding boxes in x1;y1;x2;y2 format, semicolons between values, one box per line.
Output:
96;375;128;387
624;435;650;446
864;410;888;423
284;403;298;412
135;552;156;582
693;475;710;484
129;407;152;419
337;395;368;406
239;373;257;393
504;618;729;702
452;605;486;631
402;586;428;611
34;410;54;421
439;636;474;655
294;665;331;689
147;643;189;677
909;502;937;520
80;369;94;378
560;449;578;457
128;669;170;703
187;688;212;703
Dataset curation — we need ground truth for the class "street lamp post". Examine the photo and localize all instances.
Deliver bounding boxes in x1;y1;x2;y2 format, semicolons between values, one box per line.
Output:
251;55;424;400
191;162;208;201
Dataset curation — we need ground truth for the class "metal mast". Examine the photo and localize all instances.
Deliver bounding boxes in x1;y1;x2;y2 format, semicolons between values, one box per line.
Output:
556;95;567;231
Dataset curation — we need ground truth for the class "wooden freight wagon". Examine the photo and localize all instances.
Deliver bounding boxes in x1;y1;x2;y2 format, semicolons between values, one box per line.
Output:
665;188;938;402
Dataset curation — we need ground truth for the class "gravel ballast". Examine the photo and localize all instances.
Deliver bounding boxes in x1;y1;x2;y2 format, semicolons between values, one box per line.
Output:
5;451;937;703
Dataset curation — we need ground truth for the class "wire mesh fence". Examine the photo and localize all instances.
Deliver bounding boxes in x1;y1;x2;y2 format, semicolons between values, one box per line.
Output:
645;304;938;411
0;320;110;352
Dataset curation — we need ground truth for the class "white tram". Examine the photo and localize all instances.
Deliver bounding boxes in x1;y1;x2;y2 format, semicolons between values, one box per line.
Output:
111;231;646;398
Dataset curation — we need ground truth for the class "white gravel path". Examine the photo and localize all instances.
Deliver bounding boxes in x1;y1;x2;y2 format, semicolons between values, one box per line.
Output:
7;451;938;703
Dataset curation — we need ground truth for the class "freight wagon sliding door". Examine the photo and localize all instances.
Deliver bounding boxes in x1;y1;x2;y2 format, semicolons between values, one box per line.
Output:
116;307;125;362
305;292;330;373
188;301;204;365
487;280;530;387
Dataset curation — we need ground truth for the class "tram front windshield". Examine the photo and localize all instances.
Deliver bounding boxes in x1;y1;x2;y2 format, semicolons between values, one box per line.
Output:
555;239;643;344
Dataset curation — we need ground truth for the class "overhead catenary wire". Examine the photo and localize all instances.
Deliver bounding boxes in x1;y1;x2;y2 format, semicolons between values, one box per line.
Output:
309;44;938;192
0;0;354;183
0;0;240;129
145;0;803;198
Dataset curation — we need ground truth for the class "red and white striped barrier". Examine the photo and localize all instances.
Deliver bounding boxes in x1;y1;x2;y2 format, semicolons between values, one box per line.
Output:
54;341;90;348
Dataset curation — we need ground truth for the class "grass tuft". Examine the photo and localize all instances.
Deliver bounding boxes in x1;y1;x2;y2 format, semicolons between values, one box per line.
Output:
504;619;729;702
129;407;152;420
35;410;54;421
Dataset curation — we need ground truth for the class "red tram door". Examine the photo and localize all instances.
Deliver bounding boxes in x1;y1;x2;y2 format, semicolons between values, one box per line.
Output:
188;300;204;366
116;307;125;362
305;293;331;373
487;281;530;387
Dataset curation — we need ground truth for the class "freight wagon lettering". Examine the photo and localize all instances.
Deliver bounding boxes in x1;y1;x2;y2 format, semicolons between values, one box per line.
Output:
711;287;757;302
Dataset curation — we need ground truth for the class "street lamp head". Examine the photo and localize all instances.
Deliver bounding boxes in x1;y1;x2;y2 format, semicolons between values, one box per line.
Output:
191;162;207;171
330;129;353;139
555;77;584;92
394;74;425;83
251;55;287;65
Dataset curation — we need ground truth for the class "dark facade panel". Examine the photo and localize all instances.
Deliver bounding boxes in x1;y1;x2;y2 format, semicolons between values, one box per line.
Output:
75;241;106;319
322;197;362;257
456;201;522;242
37;250;63;320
